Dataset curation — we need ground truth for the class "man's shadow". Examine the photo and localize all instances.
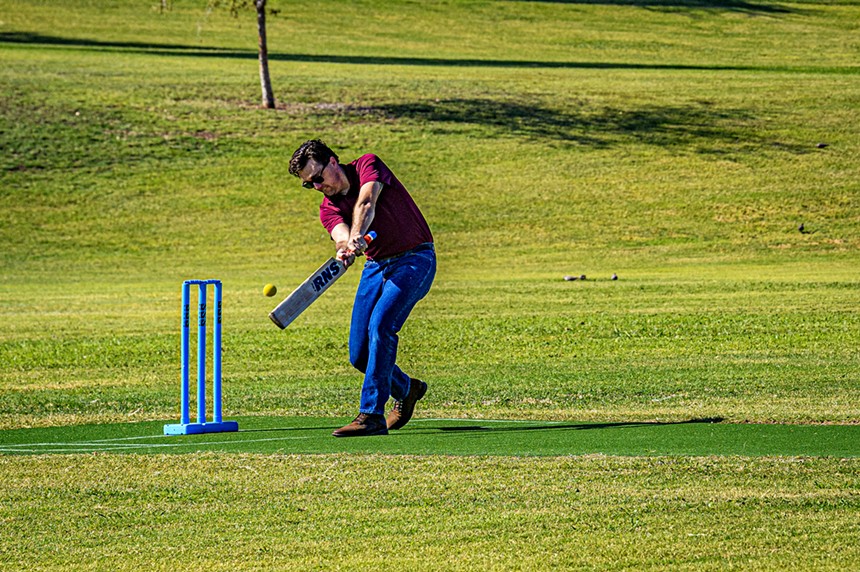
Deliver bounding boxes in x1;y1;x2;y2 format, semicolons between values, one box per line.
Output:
433;417;725;433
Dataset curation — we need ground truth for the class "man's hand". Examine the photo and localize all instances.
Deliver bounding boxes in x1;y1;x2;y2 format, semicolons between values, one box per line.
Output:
347;234;369;256
335;239;357;268
337;247;357;268
334;230;375;269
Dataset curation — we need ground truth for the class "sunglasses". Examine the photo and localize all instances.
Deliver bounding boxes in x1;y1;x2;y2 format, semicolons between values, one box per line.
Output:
301;162;327;189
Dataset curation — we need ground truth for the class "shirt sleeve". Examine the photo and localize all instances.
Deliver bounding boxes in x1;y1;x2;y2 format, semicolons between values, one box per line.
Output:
319;198;345;235
355;154;394;187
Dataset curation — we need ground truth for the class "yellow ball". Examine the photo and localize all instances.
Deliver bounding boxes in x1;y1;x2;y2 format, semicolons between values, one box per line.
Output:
263;283;277;297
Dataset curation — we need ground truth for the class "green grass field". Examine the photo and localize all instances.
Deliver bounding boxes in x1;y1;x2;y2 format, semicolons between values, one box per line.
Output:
2;416;859;457
1;0;859;569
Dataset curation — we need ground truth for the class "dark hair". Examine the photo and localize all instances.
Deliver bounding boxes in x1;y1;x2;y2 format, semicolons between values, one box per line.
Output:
289;139;339;177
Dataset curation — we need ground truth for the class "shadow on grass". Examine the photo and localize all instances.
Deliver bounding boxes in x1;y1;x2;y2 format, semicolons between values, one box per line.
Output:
240;425;340;433
2;32;813;153
435;417;725;433
1;32;812;73
513;0;792;13
0;32;237;54
355;98;808;153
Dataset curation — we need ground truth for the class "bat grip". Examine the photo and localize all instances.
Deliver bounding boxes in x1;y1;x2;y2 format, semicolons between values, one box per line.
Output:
339;231;377;262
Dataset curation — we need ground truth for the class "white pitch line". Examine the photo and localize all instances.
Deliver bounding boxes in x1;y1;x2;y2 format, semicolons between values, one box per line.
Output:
78;434;172;443
0;434;171;448
1;419;567;454
0;434;317;453
0;447;142;453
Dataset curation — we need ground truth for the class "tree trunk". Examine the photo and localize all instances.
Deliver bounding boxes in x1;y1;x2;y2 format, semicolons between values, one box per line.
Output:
256;0;275;109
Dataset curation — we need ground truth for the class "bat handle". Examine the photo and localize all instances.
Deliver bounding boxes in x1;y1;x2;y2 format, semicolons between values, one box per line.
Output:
354;231;376;252
339;231;377;263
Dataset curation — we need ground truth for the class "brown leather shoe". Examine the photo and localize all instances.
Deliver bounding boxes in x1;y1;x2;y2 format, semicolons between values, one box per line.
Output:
332;413;388;437
387;379;427;430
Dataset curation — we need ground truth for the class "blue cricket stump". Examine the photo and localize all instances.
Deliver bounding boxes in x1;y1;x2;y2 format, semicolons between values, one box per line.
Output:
164;279;239;435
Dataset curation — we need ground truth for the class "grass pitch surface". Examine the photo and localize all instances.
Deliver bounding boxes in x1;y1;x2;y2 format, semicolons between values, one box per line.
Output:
1;416;859;457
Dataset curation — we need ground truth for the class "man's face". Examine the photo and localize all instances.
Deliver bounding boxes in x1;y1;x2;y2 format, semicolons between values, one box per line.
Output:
298;158;339;196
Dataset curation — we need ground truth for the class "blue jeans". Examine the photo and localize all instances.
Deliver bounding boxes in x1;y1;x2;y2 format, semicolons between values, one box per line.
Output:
349;244;436;415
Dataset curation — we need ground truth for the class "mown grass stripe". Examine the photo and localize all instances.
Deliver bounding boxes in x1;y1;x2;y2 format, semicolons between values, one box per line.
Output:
3;36;859;75
1;416;857;457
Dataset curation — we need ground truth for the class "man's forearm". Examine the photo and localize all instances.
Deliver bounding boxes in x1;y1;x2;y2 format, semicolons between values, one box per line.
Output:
350;181;383;238
350;202;375;238
331;223;351;250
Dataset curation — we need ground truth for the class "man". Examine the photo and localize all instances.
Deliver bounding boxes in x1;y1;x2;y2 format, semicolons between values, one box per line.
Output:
288;140;436;437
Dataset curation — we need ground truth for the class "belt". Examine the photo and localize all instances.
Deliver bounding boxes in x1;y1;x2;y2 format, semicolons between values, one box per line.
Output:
373;242;435;262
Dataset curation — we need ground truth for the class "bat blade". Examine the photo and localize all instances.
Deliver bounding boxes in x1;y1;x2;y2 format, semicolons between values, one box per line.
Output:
268;257;347;329
269;231;376;330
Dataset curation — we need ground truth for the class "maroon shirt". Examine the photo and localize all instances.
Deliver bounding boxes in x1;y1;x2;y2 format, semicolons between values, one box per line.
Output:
319;154;433;260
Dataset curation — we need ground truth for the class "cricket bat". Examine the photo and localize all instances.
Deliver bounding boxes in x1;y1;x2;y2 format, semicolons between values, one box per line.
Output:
268;231;376;329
